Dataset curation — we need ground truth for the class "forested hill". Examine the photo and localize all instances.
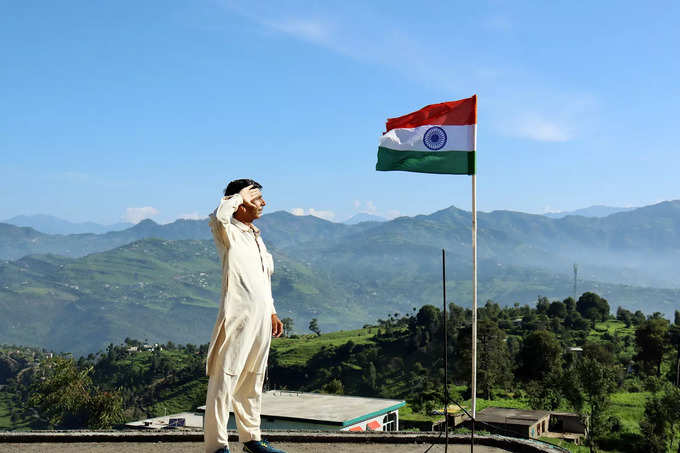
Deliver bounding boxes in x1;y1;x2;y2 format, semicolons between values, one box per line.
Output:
0;219;211;261
5;302;680;452
0;236;679;355
1;200;679;354
2;200;680;286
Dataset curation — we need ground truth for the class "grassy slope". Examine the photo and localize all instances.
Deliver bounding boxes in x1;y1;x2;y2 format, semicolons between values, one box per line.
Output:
149;376;209;418
270;328;377;367
587;319;636;341
0;391;32;430
0;318;656;449
269;320;651;452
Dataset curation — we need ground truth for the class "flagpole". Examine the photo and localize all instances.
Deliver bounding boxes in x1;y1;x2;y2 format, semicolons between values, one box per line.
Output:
471;167;478;452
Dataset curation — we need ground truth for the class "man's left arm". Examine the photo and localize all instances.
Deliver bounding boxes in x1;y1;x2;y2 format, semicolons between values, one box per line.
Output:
263;249;283;337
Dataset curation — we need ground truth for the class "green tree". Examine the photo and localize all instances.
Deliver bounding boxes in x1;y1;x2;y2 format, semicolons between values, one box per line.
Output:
308;318;321;336
565;311;590;331
632;310;646;325
28;357;124;429
536;296;550;315
416;305;441;332
576;292;610;323
548;301;567;319
516;330;562;382
640;386;680;453
281;317;294;336
321;378;344;394
616;307;633;327
566;357;618;452
670;322;680;387
635;318;670;377
457;321;512;400
479;300;501;321
365;362;377;392
583;341;615;366
477;321;512;400
527;369;564;411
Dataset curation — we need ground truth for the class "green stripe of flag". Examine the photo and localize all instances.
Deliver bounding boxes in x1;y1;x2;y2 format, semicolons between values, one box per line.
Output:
376;147;475;175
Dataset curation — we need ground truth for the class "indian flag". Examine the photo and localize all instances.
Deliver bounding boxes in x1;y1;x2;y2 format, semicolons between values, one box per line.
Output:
376;95;477;175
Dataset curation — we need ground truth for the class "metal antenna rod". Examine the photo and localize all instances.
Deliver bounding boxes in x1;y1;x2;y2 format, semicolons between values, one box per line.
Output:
443;249;448;453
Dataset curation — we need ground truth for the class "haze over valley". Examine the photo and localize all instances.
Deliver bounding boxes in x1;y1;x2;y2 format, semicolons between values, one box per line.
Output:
1;201;679;355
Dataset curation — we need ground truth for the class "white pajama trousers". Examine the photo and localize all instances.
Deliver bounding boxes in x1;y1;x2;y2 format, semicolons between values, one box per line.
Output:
204;316;272;453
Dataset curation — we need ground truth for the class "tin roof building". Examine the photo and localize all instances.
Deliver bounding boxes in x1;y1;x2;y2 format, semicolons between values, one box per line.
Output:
463;407;550;439
198;391;406;432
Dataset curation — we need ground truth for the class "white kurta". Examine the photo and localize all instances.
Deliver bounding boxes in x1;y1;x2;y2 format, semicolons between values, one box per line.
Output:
204;194;276;453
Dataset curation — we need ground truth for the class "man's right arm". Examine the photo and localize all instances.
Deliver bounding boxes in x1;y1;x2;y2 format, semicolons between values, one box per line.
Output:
215;194;244;223
209;194;243;248
209;185;259;248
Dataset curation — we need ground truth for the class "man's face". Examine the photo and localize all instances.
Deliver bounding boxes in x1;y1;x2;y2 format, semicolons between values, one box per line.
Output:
242;190;266;220
251;192;266;218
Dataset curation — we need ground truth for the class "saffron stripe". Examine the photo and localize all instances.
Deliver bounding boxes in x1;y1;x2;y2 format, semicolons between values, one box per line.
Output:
385;95;477;131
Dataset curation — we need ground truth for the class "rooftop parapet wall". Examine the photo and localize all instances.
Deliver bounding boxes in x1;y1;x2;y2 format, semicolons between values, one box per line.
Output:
0;431;569;453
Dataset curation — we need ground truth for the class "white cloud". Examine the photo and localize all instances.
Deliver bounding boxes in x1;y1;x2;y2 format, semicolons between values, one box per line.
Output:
353;200;377;214
350;201;399;220
178;212;204;220
223;3;600;143
503;114;571;142
123;207;160;224
268;18;331;43
495;92;599;143
289;208;336;221
364;201;376;213
309;209;335;221
222;3;460;90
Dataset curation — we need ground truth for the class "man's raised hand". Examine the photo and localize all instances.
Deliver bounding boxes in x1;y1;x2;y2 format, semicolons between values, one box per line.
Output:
271;314;283;338
238;185;261;209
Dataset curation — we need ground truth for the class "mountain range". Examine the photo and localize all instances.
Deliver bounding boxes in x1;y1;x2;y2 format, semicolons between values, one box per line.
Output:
3;214;132;235
542;205;637;219
1;201;679;355
343;213;388;224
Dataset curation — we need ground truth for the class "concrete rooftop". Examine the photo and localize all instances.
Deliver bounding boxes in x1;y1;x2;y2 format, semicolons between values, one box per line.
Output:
0;431;569;453
0;441;513;452
125;412;203;430
198;391;405;425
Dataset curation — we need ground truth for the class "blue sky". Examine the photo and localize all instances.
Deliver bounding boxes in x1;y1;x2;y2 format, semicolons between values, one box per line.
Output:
2;1;679;224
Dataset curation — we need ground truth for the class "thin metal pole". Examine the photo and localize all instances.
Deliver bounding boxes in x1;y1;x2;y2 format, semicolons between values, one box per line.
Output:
443;249;448;452
471;173;478;453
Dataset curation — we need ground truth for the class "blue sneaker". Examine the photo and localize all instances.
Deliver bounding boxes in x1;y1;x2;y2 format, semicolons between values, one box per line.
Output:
243;440;286;453
214;448;230;453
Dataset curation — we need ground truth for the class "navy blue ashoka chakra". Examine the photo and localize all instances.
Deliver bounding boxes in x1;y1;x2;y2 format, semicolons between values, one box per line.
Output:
423;126;447;150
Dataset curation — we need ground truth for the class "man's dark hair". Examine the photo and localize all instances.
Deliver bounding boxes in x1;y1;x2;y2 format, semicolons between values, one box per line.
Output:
224;179;262;197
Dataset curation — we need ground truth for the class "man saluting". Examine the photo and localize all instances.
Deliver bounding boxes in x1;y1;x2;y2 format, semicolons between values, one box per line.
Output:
204;179;285;453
